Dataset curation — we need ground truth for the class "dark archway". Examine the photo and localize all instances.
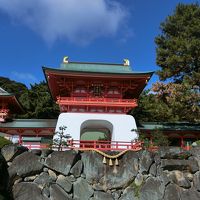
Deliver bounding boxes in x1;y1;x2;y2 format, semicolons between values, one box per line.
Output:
80;120;113;141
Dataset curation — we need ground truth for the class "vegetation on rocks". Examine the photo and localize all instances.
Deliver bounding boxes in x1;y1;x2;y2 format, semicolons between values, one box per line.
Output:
0;137;12;149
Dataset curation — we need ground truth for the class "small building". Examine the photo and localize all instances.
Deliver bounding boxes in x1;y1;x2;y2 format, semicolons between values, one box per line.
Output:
0;119;56;146
0;87;23;122
139;122;200;148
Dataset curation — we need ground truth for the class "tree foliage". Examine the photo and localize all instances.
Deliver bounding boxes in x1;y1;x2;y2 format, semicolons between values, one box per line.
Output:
132;90;174;122
138;129;169;147
0;77;59;119
133;3;199;123
155;3;200;86
152;82;200;122
0;76;28;98
18;81;59;119
133;82;200;123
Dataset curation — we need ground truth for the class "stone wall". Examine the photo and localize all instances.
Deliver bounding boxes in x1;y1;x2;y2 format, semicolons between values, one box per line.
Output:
1;145;200;200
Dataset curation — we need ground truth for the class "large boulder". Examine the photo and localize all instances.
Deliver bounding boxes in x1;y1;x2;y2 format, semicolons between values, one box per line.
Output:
100;151;139;189
1;144;28;162
50;184;72;200
180;189;200;200
158;147;189;159
168;170;191;189
8;152;43;180
149;163;157;176
45;151;80;175
73;177;94;200
169;170;191;189
70;160;83;178
140;177;165;200
161;159;199;173
0;153;10;200
82;151;105;184
190;147;200;158
82;151;139;189
158;171;170;186
119;187;138;200
93;191;114;200
13;182;48;200
163;184;180;200
139;150;154;174
34;172;54;189
56;175;72;193
193;171;200;191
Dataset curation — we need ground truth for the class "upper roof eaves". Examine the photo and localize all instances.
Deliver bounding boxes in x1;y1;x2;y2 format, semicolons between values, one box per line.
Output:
44;62;154;76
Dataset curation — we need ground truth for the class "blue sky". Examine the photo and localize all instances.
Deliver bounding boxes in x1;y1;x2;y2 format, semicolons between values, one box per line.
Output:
0;0;196;88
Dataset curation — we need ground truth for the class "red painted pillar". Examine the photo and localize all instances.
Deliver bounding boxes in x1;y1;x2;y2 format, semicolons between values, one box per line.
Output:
19;135;22;145
180;137;184;148
150;136;153;146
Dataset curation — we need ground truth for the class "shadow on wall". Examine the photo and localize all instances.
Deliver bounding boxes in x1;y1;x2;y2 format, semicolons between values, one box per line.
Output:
0;153;12;200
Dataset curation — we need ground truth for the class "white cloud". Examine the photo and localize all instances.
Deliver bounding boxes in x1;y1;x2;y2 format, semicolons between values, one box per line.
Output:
11;71;38;83
0;0;128;45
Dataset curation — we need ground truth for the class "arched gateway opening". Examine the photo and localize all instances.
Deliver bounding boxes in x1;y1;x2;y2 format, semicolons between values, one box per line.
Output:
80;120;113;141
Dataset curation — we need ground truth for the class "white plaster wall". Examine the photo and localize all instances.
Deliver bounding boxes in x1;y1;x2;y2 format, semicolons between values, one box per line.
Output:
55;113;138;142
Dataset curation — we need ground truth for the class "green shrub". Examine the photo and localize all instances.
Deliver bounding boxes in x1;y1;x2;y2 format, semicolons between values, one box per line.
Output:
0;136;12;148
152;129;169;147
138;129;169;147
195;140;200;146
130;180;144;198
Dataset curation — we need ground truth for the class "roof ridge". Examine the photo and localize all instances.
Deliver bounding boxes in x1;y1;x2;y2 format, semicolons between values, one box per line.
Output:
68;61;124;66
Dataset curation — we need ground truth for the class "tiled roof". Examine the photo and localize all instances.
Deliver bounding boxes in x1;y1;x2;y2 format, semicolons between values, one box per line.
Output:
139;122;200;131
60;61;135;74
0;119;57;128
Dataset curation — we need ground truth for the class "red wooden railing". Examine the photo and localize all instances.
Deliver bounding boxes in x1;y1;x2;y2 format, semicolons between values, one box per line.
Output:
66;140;142;151
22;140;142;151
22;140;143;151
22;140;192;151
57;96;138;107
22;143;50;149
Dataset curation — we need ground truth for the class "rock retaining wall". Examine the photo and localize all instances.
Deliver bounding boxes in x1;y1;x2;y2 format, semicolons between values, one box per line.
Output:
1;145;200;200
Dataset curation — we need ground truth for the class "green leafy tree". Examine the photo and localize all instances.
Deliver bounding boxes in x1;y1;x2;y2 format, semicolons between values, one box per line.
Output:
18;81;59;119
133;3;199;123
152;82;200;122
131;90;174;122
138;129;169;147
133;83;200;123
155;3;200;86
153;3;200;123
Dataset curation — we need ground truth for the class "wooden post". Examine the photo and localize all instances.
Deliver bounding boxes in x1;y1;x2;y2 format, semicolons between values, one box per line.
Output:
180;137;184;148
19;135;22;145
